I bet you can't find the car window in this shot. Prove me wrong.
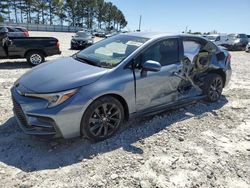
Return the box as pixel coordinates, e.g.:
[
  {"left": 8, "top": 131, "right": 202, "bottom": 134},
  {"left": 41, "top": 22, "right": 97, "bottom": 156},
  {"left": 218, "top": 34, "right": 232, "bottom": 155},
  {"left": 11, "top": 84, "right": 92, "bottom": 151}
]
[
  {"left": 137, "top": 38, "right": 179, "bottom": 67},
  {"left": 77, "top": 35, "right": 148, "bottom": 68},
  {"left": 7, "top": 27, "right": 15, "bottom": 32},
  {"left": 76, "top": 32, "right": 91, "bottom": 38},
  {"left": 0, "top": 27, "right": 8, "bottom": 33},
  {"left": 237, "top": 34, "right": 247, "bottom": 38},
  {"left": 12, "top": 28, "right": 22, "bottom": 32}
]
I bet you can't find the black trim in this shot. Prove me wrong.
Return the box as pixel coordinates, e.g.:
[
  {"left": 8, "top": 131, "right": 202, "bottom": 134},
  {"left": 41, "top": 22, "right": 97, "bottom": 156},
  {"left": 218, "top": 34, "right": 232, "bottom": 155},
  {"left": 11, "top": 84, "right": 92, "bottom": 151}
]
[{"left": 131, "top": 95, "right": 205, "bottom": 118}]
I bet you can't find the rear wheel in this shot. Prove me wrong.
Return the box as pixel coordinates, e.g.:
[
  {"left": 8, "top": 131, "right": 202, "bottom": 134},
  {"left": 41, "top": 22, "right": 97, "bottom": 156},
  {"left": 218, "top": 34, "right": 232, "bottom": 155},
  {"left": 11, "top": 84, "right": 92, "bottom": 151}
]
[
  {"left": 26, "top": 51, "right": 45, "bottom": 66},
  {"left": 81, "top": 96, "right": 124, "bottom": 142},
  {"left": 202, "top": 73, "right": 223, "bottom": 102}
]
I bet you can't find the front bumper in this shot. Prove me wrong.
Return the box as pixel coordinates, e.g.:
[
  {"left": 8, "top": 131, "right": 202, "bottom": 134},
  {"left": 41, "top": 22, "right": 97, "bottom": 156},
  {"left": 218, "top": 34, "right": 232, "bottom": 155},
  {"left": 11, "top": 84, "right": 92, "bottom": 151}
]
[
  {"left": 71, "top": 40, "right": 93, "bottom": 49},
  {"left": 246, "top": 45, "right": 250, "bottom": 52},
  {"left": 11, "top": 86, "right": 93, "bottom": 139}
]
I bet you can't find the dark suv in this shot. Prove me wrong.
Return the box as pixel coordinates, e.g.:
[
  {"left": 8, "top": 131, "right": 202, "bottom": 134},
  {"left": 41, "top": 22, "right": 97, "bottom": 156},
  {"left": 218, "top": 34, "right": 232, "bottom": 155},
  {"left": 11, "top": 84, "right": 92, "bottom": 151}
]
[{"left": 0, "top": 26, "right": 29, "bottom": 37}]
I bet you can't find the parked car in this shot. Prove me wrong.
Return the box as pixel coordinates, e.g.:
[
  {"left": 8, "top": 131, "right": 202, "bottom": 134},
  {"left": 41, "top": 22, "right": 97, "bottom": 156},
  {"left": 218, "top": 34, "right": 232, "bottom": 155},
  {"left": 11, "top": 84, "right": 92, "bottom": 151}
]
[
  {"left": 0, "top": 26, "right": 29, "bottom": 37},
  {"left": 71, "top": 31, "right": 94, "bottom": 49},
  {"left": 247, "top": 35, "right": 250, "bottom": 42},
  {"left": 93, "top": 29, "right": 106, "bottom": 38},
  {"left": 206, "top": 34, "right": 228, "bottom": 46},
  {"left": 105, "top": 31, "right": 118, "bottom": 38},
  {"left": 224, "top": 33, "right": 249, "bottom": 50},
  {"left": 0, "top": 30, "right": 61, "bottom": 65},
  {"left": 11, "top": 33, "right": 232, "bottom": 141},
  {"left": 246, "top": 42, "right": 250, "bottom": 52}
]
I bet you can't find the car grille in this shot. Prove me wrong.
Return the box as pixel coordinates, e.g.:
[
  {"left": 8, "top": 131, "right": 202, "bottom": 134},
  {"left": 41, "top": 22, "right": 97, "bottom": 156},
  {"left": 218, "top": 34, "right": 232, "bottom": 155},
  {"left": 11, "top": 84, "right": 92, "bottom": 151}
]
[
  {"left": 77, "top": 41, "right": 86, "bottom": 45},
  {"left": 12, "top": 97, "right": 30, "bottom": 128}
]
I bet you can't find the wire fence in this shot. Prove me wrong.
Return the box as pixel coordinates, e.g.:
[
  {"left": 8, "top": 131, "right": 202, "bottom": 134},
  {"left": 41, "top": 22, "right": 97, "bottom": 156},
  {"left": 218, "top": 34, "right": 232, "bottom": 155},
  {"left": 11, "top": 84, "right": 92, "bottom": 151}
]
[{"left": 0, "top": 22, "right": 82, "bottom": 33}]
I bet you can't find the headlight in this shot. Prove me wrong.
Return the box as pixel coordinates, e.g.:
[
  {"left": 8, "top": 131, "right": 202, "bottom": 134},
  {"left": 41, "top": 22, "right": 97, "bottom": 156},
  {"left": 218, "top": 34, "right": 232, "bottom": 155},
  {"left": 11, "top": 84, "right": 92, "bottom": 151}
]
[
  {"left": 71, "top": 39, "right": 76, "bottom": 43},
  {"left": 88, "top": 39, "right": 93, "bottom": 43},
  {"left": 25, "top": 88, "right": 78, "bottom": 108},
  {"left": 234, "top": 39, "right": 240, "bottom": 43}
]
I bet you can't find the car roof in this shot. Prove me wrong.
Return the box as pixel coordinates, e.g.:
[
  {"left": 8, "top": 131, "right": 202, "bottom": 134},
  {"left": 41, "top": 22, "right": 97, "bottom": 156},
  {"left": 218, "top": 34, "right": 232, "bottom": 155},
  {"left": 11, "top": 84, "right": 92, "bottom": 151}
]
[{"left": 123, "top": 32, "right": 204, "bottom": 40}]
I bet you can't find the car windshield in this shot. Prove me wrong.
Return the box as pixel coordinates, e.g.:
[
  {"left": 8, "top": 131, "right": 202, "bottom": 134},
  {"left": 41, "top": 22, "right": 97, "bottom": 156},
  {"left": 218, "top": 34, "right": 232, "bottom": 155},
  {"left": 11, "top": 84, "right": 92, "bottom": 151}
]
[
  {"left": 75, "top": 32, "right": 91, "bottom": 38},
  {"left": 76, "top": 34, "right": 148, "bottom": 68},
  {"left": 207, "top": 35, "right": 218, "bottom": 41}
]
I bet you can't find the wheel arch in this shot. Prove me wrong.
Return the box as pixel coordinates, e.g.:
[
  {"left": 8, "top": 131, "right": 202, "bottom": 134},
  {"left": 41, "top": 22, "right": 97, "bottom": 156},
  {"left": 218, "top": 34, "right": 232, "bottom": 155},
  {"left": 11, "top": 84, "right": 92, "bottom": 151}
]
[
  {"left": 207, "top": 69, "right": 226, "bottom": 87},
  {"left": 24, "top": 49, "right": 46, "bottom": 58},
  {"left": 90, "top": 93, "right": 130, "bottom": 121}
]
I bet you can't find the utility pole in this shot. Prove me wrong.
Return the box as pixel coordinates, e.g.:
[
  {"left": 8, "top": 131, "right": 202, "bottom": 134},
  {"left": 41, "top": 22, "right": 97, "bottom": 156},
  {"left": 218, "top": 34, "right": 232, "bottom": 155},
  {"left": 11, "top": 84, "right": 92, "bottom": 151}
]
[{"left": 138, "top": 15, "right": 142, "bottom": 32}]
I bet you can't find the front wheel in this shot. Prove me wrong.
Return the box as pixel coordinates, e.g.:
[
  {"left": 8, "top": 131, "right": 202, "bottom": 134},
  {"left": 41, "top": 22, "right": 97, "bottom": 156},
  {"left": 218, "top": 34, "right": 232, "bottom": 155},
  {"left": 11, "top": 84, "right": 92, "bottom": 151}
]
[
  {"left": 81, "top": 96, "right": 124, "bottom": 142},
  {"left": 26, "top": 51, "right": 45, "bottom": 66},
  {"left": 202, "top": 73, "right": 224, "bottom": 102}
]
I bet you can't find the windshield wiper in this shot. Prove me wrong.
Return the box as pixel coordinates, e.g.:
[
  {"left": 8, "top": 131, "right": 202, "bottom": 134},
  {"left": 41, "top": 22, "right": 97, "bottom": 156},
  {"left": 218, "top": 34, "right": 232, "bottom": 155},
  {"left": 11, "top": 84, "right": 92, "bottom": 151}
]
[
  {"left": 75, "top": 55, "right": 101, "bottom": 67},
  {"left": 99, "top": 62, "right": 114, "bottom": 69}
]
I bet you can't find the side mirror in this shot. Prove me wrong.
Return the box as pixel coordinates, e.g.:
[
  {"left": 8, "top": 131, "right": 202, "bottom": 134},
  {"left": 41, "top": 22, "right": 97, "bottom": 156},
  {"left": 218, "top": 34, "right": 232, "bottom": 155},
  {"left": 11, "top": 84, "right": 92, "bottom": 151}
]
[{"left": 141, "top": 60, "right": 161, "bottom": 72}]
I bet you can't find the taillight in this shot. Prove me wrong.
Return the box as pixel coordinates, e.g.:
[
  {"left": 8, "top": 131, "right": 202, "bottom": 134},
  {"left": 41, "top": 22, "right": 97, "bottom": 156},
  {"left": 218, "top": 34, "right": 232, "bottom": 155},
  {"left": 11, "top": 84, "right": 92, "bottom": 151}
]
[
  {"left": 56, "top": 42, "right": 60, "bottom": 49},
  {"left": 23, "top": 32, "right": 29, "bottom": 37},
  {"left": 227, "top": 53, "right": 231, "bottom": 62}
]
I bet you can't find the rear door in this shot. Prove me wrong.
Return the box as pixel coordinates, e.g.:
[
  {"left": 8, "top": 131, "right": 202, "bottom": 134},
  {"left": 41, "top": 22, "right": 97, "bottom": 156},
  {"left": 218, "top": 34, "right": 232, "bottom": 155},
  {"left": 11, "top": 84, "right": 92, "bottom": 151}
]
[{"left": 134, "top": 37, "right": 183, "bottom": 111}]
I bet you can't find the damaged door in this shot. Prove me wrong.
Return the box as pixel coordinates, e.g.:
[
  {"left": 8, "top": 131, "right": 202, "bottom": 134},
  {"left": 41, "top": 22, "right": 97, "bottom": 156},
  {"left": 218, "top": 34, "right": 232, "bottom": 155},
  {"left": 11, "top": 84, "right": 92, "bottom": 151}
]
[
  {"left": 176, "top": 37, "right": 215, "bottom": 100},
  {"left": 134, "top": 38, "right": 183, "bottom": 111}
]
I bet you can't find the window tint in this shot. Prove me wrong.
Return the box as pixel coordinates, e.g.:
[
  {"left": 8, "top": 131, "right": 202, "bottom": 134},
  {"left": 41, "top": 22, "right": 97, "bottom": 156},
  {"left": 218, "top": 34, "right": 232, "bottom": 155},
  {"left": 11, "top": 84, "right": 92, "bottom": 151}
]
[{"left": 137, "top": 38, "right": 179, "bottom": 66}]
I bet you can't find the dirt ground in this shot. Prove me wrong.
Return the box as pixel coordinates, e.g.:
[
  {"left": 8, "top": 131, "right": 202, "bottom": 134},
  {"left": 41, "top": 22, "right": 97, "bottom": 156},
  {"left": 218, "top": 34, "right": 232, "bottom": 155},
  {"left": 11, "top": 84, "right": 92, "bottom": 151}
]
[{"left": 0, "top": 32, "right": 250, "bottom": 188}]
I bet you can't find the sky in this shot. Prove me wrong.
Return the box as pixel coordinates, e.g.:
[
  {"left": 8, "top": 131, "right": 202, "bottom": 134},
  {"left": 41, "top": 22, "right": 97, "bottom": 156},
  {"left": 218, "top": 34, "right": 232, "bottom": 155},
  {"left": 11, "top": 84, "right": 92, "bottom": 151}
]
[{"left": 108, "top": 0, "right": 250, "bottom": 34}]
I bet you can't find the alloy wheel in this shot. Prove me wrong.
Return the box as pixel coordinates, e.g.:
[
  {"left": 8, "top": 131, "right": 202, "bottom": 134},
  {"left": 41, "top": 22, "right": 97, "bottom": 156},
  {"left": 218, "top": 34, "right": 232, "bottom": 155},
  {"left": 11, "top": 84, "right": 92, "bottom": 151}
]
[
  {"left": 88, "top": 103, "right": 122, "bottom": 138},
  {"left": 30, "top": 54, "right": 42, "bottom": 65},
  {"left": 209, "top": 77, "right": 223, "bottom": 101}
]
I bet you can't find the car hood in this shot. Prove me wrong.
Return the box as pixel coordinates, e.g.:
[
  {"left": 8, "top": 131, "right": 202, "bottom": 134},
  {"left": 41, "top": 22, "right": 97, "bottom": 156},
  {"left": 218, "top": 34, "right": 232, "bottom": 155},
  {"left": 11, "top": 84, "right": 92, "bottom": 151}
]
[
  {"left": 18, "top": 57, "right": 109, "bottom": 93},
  {"left": 72, "top": 36, "right": 91, "bottom": 41}
]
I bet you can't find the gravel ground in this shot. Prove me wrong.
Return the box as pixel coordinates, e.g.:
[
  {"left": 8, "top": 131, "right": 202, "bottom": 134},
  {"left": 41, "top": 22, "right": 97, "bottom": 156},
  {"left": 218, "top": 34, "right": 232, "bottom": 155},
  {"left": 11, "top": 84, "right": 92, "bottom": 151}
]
[{"left": 0, "top": 32, "right": 250, "bottom": 188}]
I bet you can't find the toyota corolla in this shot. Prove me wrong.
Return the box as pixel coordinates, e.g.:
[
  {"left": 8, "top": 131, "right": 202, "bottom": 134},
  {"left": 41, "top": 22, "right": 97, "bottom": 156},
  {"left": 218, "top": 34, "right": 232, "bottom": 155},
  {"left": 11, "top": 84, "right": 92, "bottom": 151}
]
[{"left": 11, "top": 32, "right": 232, "bottom": 141}]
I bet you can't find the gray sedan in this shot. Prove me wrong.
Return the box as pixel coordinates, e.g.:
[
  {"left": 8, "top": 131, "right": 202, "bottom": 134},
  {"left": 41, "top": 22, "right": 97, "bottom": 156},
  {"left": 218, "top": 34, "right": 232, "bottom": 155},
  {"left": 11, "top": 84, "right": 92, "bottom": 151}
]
[
  {"left": 246, "top": 42, "right": 250, "bottom": 52},
  {"left": 11, "top": 32, "right": 232, "bottom": 141}
]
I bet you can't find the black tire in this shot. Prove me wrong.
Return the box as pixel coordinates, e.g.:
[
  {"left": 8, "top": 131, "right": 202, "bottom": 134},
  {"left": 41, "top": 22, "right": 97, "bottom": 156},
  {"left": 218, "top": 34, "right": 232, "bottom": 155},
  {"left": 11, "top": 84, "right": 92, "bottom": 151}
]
[
  {"left": 81, "top": 96, "right": 124, "bottom": 142},
  {"left": 26, "top": 51, "right": 45, "bottom": 66},
  {"left": 202, "top": 73, "right": 223, "bottom": 102}
]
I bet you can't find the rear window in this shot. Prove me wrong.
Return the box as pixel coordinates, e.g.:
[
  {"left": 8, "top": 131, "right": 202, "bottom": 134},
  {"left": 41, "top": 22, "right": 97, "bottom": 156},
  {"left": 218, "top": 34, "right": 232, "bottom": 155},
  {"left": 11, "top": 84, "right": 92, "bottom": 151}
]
[{"left": 15, "top": 28, "right": 27, "bottom": 32}]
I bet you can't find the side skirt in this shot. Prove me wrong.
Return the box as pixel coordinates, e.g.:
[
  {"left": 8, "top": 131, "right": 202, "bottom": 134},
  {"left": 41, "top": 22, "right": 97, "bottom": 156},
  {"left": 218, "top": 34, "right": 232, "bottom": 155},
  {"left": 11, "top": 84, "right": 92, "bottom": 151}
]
[{"left": 130, "top": 95, "right": 206, "bottom": 118}]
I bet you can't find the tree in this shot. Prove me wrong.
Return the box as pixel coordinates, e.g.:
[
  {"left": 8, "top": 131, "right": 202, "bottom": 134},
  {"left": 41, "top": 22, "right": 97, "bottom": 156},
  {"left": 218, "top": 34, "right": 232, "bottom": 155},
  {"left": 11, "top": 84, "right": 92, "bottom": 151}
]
[
  {"left": 11, "top": 0, "right": 18, "bottom": 23},
  {"left": 0, "top": 0, "right": 10, "bottom": 22},
  {"left": 0, "top": 0, "right": 128, "bottom": 30},
  {"left": 95, "top": 0, "right": 106, "bottom": 29},
  {"left": 53, "top": 0, "right": 66, "bottom": 26},
  {"left": 65, "top": 0, "right": 78, "bottom": 26}
]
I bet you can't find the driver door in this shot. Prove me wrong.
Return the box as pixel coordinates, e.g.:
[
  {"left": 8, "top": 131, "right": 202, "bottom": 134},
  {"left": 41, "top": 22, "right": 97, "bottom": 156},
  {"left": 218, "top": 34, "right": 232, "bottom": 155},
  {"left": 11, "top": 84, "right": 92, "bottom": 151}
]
[{"left": 134, "top": 38, "right": 183, "bottom": 111}]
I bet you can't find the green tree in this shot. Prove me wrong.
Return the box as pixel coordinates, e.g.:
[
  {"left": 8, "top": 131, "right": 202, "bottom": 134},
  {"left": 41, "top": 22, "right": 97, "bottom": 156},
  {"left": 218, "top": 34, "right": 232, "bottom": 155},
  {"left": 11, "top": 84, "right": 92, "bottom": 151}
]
[
  {"left": 65, "top": 0, "right": 78, "bottom": 26},
  {"left": 53, "top": 0, "right": 66, "bottom": 26},
  {"left": 95, "top": 0, "right": 106, "bottom": 29},
  {"left": 0, "top": 0, "right": 10, "bottom": 22}
]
